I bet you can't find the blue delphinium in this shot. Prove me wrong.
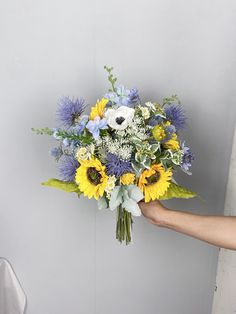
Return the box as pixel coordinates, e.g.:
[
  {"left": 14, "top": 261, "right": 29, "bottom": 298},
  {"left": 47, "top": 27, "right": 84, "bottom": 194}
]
[
  {"left": 86, "top": 117, "right": 108, "bottom": 139},
  {"left": 164, "top": 103, "right": 186, "bottom": 131},
  {"left": 58, "top": 155, "right": 79, "bottom": 182},
  {"left": 105, "top": 85, "right": 140, "bottom": 107},
  {"left": 73, "top": 115, "right": 89, "bottom": 135},
  {"left": 106, "top": 153, "right": 133, "bottom": 177},
  {"left": 181, "top": 142, "right": 194, "bottom": 174},
  {"left": 57, "top": 96, "right": 86, "bottom": 128}
]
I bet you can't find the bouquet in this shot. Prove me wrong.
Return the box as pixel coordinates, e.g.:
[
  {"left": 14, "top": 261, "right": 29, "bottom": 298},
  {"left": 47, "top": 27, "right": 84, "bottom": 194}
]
[{"left": 33, "top": 66, "right": 196, "bottom": 244}]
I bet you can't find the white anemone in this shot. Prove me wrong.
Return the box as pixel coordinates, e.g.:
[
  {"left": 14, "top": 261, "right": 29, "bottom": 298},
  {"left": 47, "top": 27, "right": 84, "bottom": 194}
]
[{"left": 105, "top": 106, "right": 135, "bottom": 130}]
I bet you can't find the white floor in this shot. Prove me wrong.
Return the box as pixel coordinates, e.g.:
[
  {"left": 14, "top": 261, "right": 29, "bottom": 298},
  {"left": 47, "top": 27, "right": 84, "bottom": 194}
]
[{"left": 212, "top": 125, "right": 236, "bottom": 314}]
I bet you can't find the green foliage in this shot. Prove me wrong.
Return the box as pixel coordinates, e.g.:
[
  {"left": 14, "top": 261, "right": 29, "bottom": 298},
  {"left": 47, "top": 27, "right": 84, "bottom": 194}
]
[
  {"left": 104, "top": 65, "right": 117, "bottom": 92},
  {"left": 31, "top": 127, "right": 53, "bottom": 135},
  {"left": 133, "top": 137, "right": 160, "bottom": 170},
  {"left": 162, "top": 94, "right": 181, "bottom": 106},
  {"left": 55, "top": 129, "right": 93, "bottom": 145},
  {"left": 42, "top": 178, "right": 82, "bottom": 196},
  {"left": 159, "top": 182, "right": 196, "bottom": 200}
]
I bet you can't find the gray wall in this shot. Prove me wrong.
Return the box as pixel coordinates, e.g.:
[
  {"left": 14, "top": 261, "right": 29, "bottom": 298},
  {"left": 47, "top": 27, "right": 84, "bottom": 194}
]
[{"left": 0, "top": 0, "right": 236, "bottom": 313}]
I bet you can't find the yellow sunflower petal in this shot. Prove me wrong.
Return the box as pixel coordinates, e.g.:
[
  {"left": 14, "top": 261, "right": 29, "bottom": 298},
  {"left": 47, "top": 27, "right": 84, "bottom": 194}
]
[
  {"left": 75, "top": 158, "right": 108, "bottom": 200},
  {"left": 89, "top": 98, "right": 108, "bottom": 120},
  {"left": 138, "top": 163, "right": 172, "bottom": 202}
]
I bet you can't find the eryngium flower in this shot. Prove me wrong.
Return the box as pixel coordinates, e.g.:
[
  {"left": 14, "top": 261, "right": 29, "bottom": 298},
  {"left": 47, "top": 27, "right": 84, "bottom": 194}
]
[
  {"left": 105, "top": 153, "right": 133, "bottom": 177},
  {"left": 164, "top": 103, "right": 186, "bottom": 131},
  {"left": 50, "top": 146, "right": 63, "bottom": 161},
  {"left": 57, "top": 97, "right": 86, "bottom": 128},
  {"left": 59, "top": 155, "right": 79, "bottom": 181}
]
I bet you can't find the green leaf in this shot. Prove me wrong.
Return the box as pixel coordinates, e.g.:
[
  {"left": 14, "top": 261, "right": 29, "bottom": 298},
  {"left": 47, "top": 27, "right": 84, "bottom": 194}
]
[
  {"left": 42, "top": 178, "right": 82, "bottom": 196},
  {"left": 159, "top": 182, "right": 197, "bottom": 200},
  {"left": 31, "top": 127, "right": 53, "bottom": 135}
]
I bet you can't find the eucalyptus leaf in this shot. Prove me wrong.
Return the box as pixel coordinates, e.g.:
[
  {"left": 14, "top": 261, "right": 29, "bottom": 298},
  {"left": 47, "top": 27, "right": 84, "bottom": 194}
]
[{"left": 98, "top": 196, "right": 108, "bottom": 210}]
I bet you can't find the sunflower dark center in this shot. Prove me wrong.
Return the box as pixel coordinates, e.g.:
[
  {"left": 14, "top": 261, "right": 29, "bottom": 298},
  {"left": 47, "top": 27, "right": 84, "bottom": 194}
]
[
  {"left": 87, "top": 167, "right": 102, "bottom": 185},
  {"left": 115, "top": 117, "right": 125, "bottom": 125},
  {"left": 146, "top": 171, "right": 160, "bottom": 185}
]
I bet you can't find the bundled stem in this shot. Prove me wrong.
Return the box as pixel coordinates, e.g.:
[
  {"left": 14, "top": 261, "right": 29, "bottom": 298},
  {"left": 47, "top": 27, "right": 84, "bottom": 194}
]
[{"left": 116, "top": 205, "right": 133, "bottom": 245}]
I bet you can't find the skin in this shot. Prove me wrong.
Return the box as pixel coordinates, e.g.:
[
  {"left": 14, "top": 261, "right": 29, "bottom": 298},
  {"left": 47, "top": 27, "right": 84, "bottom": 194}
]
[{"left": 139, "top": 200, "right": 236, "bottom": 250}]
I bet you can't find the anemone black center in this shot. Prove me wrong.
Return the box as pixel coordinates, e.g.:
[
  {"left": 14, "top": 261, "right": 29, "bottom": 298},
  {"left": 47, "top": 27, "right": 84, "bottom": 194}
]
[
  {"left": 146, "top": 171, "right": 160, "bottom": 185},
  {"left": 115, "top": 116, "right": 125, "bottom": 125},
  {"left": 87, "top": 167, "right": 102, "bottom": 185}
]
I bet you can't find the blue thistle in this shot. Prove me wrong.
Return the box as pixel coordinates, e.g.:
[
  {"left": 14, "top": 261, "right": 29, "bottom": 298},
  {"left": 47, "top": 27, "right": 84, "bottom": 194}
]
[
  {"left": 105, "top": 153, "right": 133, "bottom": 177},
  {"left": 57, "top": 96, "right": 86, "bottom": 128},
  {"left": 50, "top": 147, "right": 63, "bottom": 161},
  {"left": 58, "top": 155, "right": 79, "bottom": 181},
  {"left": 164, "top": 103, "right": 186, "bottom": 131}
]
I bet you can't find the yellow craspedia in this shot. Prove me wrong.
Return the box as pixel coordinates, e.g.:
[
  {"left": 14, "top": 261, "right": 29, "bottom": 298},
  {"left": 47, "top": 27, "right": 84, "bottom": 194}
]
[
  {"left": 164, "top": 120, "right": 171, "bottom": 127},
  {"left": 89, "top": 98, "right": 108, "bottom": 120},
  {"left": 138, "top": 163, "right": 172, "bottom": 202},
  {"left": 75, "top": 158, "right": 108, "bottom": 200},
  {"left": 164, "top": 133, "right": 180, "bottom": 151},
  {"left": 120, "top": 173, "right": 135, "bottom": 185},
  {"left": 152, "top": 125, "right": 166, "bottom": 141}
]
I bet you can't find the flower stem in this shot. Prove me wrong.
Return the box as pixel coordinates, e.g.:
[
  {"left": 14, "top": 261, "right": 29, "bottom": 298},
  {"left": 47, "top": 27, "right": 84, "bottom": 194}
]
[{"left": 116, "top": 206, "right": 133, "bottom": 245}]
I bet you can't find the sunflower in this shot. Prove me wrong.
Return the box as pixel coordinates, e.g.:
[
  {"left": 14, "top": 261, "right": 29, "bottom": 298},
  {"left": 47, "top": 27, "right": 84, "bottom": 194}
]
[
  {"left": 138, "top": 164, "right": 172, "bottom": 202},
  {"left": 163, "top": 133, "right": 180, "bottom": 151},
  {"left": 90, "top": 98, "right": 108, "bottom": 120},
  {"left": 75, "top": 158, "right": 108, "bottom": 200}
]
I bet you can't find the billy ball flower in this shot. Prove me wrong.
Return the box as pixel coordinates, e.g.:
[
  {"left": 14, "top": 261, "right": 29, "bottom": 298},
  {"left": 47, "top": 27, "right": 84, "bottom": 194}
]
[
  {"left": 152, "top": 125, "right": 166, "bottom": 141},
  {"left": 105, "top": 106, "right": 135, "bottom": 130},
  {"left": 163, "top": 134, "right": 180, "bottom": 151},
  {"left": 57, "top": 97, "right": 86, "bottom": 128},
  {"left": 120, "top": 173, "right": 136, "bottom": 185}
]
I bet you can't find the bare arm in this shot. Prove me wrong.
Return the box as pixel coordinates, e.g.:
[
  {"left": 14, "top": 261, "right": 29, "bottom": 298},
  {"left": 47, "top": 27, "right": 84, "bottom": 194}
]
[{"left": 139, "top": 201, "right": 236, "bottom": 250}]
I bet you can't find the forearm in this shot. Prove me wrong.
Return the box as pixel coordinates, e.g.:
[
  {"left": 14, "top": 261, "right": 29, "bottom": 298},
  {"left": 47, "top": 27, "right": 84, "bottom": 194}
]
[{"left": 159, "top": 209, "right": 236, "bottom": 250}]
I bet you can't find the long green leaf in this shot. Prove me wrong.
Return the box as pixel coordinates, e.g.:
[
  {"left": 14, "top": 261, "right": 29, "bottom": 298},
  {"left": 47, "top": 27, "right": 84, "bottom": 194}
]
[
  {"left": 159, "top": 182, "right": 196, "bottom": 200},
  {"left": 42, "top": 178, "right": 82, "bottom": 196}
]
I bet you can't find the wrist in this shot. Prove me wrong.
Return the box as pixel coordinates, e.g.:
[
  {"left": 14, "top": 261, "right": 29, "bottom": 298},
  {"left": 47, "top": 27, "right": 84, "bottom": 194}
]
[{"left": 153, "top": 206, "right": 173, "bottom": 227}]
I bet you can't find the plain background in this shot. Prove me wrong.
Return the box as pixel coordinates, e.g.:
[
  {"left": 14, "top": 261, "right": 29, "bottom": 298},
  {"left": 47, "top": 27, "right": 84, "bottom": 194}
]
[{"left": 0, "top": 0, "right": 236, "bottom": 313}]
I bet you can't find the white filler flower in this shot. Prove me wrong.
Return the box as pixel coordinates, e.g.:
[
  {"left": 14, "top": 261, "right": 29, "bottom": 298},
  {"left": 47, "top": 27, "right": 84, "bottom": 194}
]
[{"left": 105, "top": 106, "right": 135, "bottom": 130}]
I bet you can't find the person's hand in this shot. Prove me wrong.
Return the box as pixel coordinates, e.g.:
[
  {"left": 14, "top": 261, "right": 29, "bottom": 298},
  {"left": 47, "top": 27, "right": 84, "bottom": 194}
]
[{"left": 138, "top": 200, "right": 169, "bottom": 226}]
